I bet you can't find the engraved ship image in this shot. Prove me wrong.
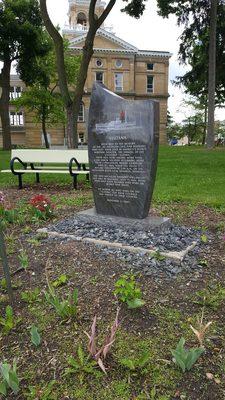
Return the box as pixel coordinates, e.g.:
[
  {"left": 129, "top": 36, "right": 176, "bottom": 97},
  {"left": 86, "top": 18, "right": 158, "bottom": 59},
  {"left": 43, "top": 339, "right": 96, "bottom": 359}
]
[
  {"left": 95, "top": 110, "right": 142, "bottom": 134},
  {"left": 95, "top": 119, "right": 138, "bottom": 134}
]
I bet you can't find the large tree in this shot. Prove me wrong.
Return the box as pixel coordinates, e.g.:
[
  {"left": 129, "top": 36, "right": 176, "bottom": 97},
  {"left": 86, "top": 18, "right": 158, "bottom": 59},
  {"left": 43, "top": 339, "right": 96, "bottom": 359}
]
[
  {"left": 13, "top": 39, "right": 80, "bottom": 148},
  {"left": 0, "top": 0, "right": 50, "bottom": 150},
  {"left": 39, "top": 0, "right": 146, "bottom": 148},
  {"left": 156, "top": 0, "right": 225, "bottom": 148}
]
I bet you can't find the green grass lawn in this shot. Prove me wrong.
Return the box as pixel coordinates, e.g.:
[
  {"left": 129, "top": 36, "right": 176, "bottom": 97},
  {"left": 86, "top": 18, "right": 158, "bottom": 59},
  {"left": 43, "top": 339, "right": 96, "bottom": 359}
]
[{"left": 0, "top": 146, "right": 224, "bottom": 207}]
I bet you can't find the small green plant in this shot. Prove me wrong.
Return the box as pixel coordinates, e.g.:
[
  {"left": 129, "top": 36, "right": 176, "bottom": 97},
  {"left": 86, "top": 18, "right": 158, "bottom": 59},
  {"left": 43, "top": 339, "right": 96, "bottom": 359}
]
[
  {"left": 171, "top": 337, "right": 204, "bottom": 372},
  {"left": 52, "top": 274, "right": 68, "bottom": 288},
  {"left": 114, "top": 274, "right": 145, "bottom": 309},
  {"left": 0, "top": 306, "right": 20, "bottom": 335},
  {"left": 65, "top": 345, "right": 101, "bottom": 384},
  {"left": 194, "top": 284, "right": 225, "bottom": 310},
  {"left": 201, "top": 234, "right": 208, "bottom": 243},
  {"left": 18, "top": 249, "right": 29, "bottom": 270},
  {"left": 198, "top": 259, "right": 208, "bottom": 267},
  {"left": 152, "top": 250, "right": 166, "bottom": 261},
  {"left": 0, "top": 279, "right": 20, "bottom": 294},
  {"left": 26, "top": 380, "right": 56, "bottom": 400},
  {"left": 30, "top": 325, "right": 41, "bottom": 347},
  {"left": 27, "top": 238, "right": 40, "bottom": 247},
  {"left": 22, "top": 226, "right": 32, "bottom": 234},
  {"left": 0, "top": 361, "right": 20, "bottom": 396},
  {"left": 21, "top": 288, "right": 40, "bottom": 304},
  {"left": 45, "top": 286, "right": 78, "bottom": 320},
  {"left": 120, "top": 350, "right": 150, "bottom": 373}
]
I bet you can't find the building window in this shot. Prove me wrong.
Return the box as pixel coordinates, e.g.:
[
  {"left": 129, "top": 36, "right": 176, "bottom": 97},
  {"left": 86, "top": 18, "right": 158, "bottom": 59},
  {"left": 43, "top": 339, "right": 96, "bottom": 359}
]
[
  {"left": 10, "top": 111, "right": 24, "bottom": 126},
  {"left": 114, "top": 73, "right": 123, "bottom": 91},
  {"left": 115, "top": 59, "right": 122, "bottom": 68},
  {"left": 96, "top": 59, "right": 103, "bottom": 67},
  {"left": 78, "top": 103, "right": 84, "bottom": 122},
  {"left": 147, "top": 76, "right": 154, "bottom": 93},
  {"left": 10, "top": 86, "right": 22, "bottom": 100},
  {"left": 78, "top": 133, "right": 84, "bottom": 143},
  {"left": 95, "top": 71, "right": 104, "bottom": 84},
  {"left": 147, "top": 63, "right": 154, "bottom": 71}
]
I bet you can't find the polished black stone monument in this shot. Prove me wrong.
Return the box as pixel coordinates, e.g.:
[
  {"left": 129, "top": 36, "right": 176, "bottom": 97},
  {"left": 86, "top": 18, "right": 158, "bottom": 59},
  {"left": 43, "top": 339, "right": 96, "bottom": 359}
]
[{"left": 88, "top": 83, "right": 159, "bottom": 219}]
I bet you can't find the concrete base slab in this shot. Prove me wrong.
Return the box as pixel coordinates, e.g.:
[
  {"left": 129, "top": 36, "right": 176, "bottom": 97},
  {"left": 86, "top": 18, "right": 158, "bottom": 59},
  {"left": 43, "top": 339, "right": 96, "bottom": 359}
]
[
  {"left": 77, "top": 208, "right": 171, "bottom": 232},
  {"left": 37, "top": 228, "right": 197, "bottom": 263}
]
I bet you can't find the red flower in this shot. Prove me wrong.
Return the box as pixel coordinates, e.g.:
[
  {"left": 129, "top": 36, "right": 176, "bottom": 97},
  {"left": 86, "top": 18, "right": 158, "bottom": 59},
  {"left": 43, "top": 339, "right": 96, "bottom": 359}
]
[{"left": 29, "top": 194, "right": 54, "bottom": 213}]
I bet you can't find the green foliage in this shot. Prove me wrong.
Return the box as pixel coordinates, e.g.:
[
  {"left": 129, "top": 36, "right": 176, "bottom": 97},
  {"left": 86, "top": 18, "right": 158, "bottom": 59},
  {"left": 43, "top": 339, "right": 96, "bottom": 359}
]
[
  {"left": 201, "top": 234, "right": 208, "bottom": 243},
  {"left": 45, "top": 286, "right": 78, "bottom": 320},
  {"left": 30, "top": 325, "right": 41, "bottom": 347},
  {"left": 0, "top": 208, "right": 17, "bottom": 225},
  {"left": 153, "top": 251, "right": 166, "bottom": 261},
  {"left": 52, "top": 274, "right": 68, "bottom": 288},
  {"left": 120, "top": 350, "right": 150, "bottom": 373},
  {"left": 171, "top": 337, "right": 204, "bottom": 372},
  {"left": 114, "top": 274, "right": 145, "bottom": 309},
  {"left": 12, "top": 39, "right": 81, "bottom": 145},
  {"left": 65, "top": 345, "right": 101, "bottom": 384},
  {"left": 26, "top": 380, "right": 56, "bottom": 400},
  {"left": 18, "top": 248, "right": 29, "bottom": 270},
  {"left": 0, "top": 305, "right": 20, "bottom": 335},
  {"left": 21, "top": 288, "right": 41, "bottom": 304},
  {"left": 156, "top": 0, "right": 225, "bottom": 105},
  {"left": 0, "top": 360, "right": 19, "bottom": 396},
  {"left": 194, "top": 284, "right": 225, "bottom": 310}
]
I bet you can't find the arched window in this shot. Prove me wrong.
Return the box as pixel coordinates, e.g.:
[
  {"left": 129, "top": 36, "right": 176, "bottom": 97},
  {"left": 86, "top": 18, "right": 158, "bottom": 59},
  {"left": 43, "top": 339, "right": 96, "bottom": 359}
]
[
  {"left": 78, "top": 102, "right": 85, "bottom": 122},
  {"left": 77, "top": 12, "right": 87, "bottom": 26}
]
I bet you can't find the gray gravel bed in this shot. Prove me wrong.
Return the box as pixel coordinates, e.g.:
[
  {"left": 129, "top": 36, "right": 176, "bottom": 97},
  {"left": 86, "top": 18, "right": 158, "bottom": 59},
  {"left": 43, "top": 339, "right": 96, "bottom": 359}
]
[{"left": 47, "top": 216, "right": 202, "bottom": 252}]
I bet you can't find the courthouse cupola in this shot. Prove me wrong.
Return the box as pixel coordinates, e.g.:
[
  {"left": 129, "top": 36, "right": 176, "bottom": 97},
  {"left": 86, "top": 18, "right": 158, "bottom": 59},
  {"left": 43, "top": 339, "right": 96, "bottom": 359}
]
[{"left": 68, "top": 0, "right": 105, "bottom": 31}]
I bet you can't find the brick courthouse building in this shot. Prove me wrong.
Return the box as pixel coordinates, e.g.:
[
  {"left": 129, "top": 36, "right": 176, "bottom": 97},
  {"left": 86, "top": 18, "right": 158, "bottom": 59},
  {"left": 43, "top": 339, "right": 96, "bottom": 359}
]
[{"left": 0, "top": 0, "right": 171, "bottom": 148}]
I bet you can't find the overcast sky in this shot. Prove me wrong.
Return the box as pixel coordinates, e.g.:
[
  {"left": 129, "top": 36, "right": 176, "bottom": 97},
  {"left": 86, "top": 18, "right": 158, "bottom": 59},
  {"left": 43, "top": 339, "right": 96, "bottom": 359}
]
[{"left": 39, "top": 1, "right": 224, "bottom": 122}]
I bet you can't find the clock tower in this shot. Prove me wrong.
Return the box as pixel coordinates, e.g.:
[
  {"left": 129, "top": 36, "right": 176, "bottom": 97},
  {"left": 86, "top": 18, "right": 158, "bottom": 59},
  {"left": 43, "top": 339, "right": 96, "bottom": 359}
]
[{"left": 68, "top": 0, "right": 105, "bottom": 34}]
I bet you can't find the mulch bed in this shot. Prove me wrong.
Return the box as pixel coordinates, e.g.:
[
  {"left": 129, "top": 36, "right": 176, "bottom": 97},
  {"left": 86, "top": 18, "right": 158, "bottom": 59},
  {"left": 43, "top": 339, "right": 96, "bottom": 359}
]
[{"left": 0, "top": 185, "right": 225, "bottom": 399}]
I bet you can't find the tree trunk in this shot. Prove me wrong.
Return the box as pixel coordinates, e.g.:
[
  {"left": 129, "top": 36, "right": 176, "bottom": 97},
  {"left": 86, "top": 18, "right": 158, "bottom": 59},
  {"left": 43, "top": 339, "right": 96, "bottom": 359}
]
[
  {"left": 0, "top": 58, "right": 12, "bottom": 150},
  {"left": 72, "top": 26, "right": 97, "bottom": 146},
  {"left": 202, "top": 102, "right": 208, "bottom": 145},
  {"left": 206, "top": 0, "right": 217, "bottom": 149},
  {"left": 40, "top": 0, "right": 116, "bottom": 149},
  {"left": 41, "top": 105, "right": 50, "bottom": 149},
  {"left": 66, "top": 103, "right": 77, "bottom": 148}
]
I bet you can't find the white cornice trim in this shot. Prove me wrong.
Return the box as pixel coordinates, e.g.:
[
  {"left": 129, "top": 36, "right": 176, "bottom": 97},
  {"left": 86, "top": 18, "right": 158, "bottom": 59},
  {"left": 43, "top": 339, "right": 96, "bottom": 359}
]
[
  {"left": 68, "top": 28, "right": 138, "bottom": 51},
  {"left": 70, "top": 46, "right": 172, "bottom": 58}
]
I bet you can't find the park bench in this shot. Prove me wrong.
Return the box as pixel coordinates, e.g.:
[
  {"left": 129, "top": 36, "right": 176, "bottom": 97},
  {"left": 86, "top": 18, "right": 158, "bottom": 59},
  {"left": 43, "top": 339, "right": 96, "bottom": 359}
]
[{"left": 0, "top": 149, "right": 89, "bottom": 189}]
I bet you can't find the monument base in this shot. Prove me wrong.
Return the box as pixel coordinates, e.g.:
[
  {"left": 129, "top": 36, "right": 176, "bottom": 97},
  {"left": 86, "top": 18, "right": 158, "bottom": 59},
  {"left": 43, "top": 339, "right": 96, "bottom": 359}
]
[{"left": 77, "top": 208, "right": 170, "bottom": 232}]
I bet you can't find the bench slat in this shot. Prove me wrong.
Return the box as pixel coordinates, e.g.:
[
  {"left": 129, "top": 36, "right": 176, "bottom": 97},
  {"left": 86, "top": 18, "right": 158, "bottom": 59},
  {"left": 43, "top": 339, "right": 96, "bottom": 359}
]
[
  {"left": 1, "top": 169, "right": 89, "bottom": 174},
  {"left": 11, "top": 149, "right": 89, "bottom": 164}
]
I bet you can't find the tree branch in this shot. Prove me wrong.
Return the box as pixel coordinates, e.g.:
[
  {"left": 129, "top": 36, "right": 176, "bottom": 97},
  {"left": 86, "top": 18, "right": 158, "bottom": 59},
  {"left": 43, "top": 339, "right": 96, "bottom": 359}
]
[
  {"left": 39, "top": 0, "right": 72, "bottom": 107},
  {"left": 89, "top": 0, "right": 98, "bottom": 25},
  {"left": 98, "top": 0, "right": 117, "bottom": 27}
]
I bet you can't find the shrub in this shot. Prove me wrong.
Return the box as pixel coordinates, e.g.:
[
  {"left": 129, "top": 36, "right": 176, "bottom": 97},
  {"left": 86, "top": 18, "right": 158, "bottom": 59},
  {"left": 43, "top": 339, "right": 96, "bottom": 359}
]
[{"left": 114, "top": 274, "right": 145, "bottom": 309}]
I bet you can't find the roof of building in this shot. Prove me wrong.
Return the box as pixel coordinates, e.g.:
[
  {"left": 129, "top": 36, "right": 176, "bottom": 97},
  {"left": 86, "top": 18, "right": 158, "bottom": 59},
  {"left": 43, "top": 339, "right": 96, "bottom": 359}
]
[{"left": 66, "top": 28, "right": 172, "bottom": 58}]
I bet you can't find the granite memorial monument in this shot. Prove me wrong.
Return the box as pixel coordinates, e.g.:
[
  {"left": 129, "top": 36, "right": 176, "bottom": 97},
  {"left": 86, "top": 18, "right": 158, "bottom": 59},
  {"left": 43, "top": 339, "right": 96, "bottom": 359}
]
[{"left": 88, "top": 83, "right": 159, "bottom": 219}]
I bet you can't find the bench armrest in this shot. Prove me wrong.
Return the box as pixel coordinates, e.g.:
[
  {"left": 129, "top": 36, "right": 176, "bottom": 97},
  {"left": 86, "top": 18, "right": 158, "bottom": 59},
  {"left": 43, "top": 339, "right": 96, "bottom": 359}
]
[
  {"left": 69, "top": 157, "right": 81, "bottom": 176},
  {"left": 10, "top": 157, "right": 27, "bottom": 175}
]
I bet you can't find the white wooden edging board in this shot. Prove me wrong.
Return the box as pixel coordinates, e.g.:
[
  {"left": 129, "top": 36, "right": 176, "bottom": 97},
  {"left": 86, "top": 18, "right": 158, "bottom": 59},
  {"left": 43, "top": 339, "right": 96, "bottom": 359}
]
[{"left": 11, "top": 149, "right": 89, "bottom": 164}]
